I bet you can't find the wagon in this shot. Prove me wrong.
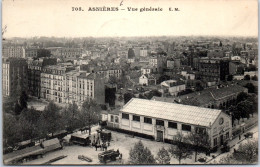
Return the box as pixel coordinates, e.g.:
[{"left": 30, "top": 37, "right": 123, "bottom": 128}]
[
  {"left": 70, "top": 134, "right": 91, "bottom": 146},
  {"left": 98, "top": 149, "right": 121, "bottom": 163}
]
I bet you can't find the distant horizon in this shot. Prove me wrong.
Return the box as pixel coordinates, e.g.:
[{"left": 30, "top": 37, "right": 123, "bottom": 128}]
[{"left": 3, "top": 34, "right": 259, "bottom": 40}]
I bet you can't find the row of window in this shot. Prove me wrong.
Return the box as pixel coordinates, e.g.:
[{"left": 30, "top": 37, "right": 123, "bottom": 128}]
[{"left": 122, "top": 113, "right": 192, "bottom": 131}]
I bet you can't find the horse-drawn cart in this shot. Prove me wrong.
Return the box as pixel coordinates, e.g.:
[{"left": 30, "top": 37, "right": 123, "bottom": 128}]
[{"left": 98, "top": 149, "right": 122, "bottom": 163}]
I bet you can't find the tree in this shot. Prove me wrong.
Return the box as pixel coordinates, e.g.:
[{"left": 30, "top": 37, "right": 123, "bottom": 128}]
[
  {"left": 186, "top": 130, "right": 210, "bottom": 162},
  {"left": 129, "top": 140, "right": 156, "bottom": 164},
  {"left": 80, "top": 100, "right": 101, "bottom": 135},
  {"left": 237, "top": 100, "right": 253, "bottom": 120},
  {"left": 156, "top": 147, "right": 171, "bottom": 164},
  {"left": 236, "top": 92, "right": 249, "bottom": 104},
  {"left": 244, "top": 83, "right": 257, "bottom": 94},
  {"left": 227, "top": 75, "right": 233, "bottom": 81},
  {"left": 108, "top": 76, "right": 118, "bottom": 85},
  {"left": 38, "top": 101, "right": 62, "bottom": 138},
  {"left": 227, "top": 105, "right": 237, "bottom": 126},
  {"left": 128, "top": 48, "right": 135, "bottom": 59},
  {"left": 19, "top": 91, "right": 29, "bottom": 110},
  {"left": 36, "top": 49, "right": 51, "bottom": 58},
  {"left": 195, "top": 81, "right": 204, "bottom": 91},
  {"left": 19, "top": 107, "right": 42, "bottom": 141},
  {"left": 61, "top": 102, "right": 81, "bottom": 132},
  {"left": 124, "top": 92, "right": 134, "bottom": 104},
  {"left": 168, "top": 132, "right": 192, "bottom": 164},
  {"left": 3, "top": 113, "right": 21, "bottom": 147},
  {"left": 251, "top": 75, "right": 258, "bottom": 81},
  {"left": 244, "top": 75, "right": 250, "bottom": 80},
  {"left": 14, "top": 102, "right": 22, "bottom": 115},
  {"left": 233, "top": 140, "right": 258, "bottom": 164}
]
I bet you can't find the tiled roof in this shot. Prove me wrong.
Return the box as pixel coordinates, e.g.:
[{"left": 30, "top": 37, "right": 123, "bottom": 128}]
[
  {"left": 180, "top": 85, "right": 247, "bottom": 106},
  {"left": 121, "top": 98, "right": 221, "bottom": 127}
]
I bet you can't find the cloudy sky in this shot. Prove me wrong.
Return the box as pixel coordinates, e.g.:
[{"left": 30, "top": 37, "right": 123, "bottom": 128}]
[{"left": 2, "top": 0, "right": 258, "bottom": 38}]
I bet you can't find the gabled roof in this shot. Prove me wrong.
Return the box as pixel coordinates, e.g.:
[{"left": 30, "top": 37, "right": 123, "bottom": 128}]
[{"left": 121, "top": 98, "right": 222, "bottom": 127}]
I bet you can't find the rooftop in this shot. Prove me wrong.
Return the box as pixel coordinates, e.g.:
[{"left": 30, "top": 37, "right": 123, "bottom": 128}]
[{"left": 121, "top": 98, "right": 222, "bottom": 127}]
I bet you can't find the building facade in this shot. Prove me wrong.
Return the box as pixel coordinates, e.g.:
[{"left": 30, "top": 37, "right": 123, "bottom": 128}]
[
  {"left": 198, "top": 58, "right": 230, "bottom": 82},
  {"left": 103, "top": 98, "right": 232, "bottom": 149},
  {"left": 2, "top": 46, "right": 25, "bottom": 58},
  {"left": 28, "top": 58, "right": 57, "bottom": 98},
  {"left": 2, "top": 58, "right": 28, "bottom": 97}
]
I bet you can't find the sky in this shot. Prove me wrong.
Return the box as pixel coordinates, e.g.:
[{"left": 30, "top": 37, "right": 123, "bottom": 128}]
[{"left": 2, "top": 0, "right": 258, "bottom": 38}]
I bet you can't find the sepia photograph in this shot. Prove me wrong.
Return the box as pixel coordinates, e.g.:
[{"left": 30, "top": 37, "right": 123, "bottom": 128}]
[{"left": 2, "top": 0, "right": 258, "bottom": 165}]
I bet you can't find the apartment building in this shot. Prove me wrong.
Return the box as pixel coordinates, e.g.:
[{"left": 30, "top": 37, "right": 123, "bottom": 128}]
[{"left": 2, "top": 58, "right": 28, "bottom": 97}]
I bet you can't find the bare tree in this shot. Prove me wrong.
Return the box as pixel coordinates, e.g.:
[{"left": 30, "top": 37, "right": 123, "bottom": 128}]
[{"left": 168, "top": 132, "right": 192, "bottom": 164}]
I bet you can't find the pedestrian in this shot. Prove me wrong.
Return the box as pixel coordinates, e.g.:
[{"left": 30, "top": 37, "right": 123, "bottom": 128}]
[{"left": 239, "top": 134, "right": 241, "bottom": 140}]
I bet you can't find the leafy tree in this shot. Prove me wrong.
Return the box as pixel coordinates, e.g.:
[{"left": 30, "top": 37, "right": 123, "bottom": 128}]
[
  {"left": 38, "top": 101, "right": 62, "bottom": 138},
  {"left": 14, "top": 102, "right": 23, "bottom": 115},
  {"left": 129, "top": 140, "right": 156, "bottom": 164},
  {"left": 61, "top": 102, "right": 81, "bottom": 132},
  {"left": 233, "top": 140, "right": 258, "bottom": 164},
  {"left": 251, "top": 75, "right": 258, "bottom": 81},
  {"left": 244, "top": 75, "right": 251, "bottom": 80},
  {"left": 227, "top": 105, "right": 237, "bottom": 126},
  {"left": 168, "top": 132, "right": 192, "bottom": 164},
  {"left": 244, "top": 83, "right": 257, "bottom": 94},
  {"left": 3, "top": 113, "right": 21, "bottom": 147},
  {"left": 195, "top": 81, "right": 204, "bottom": 91},
  {"left": 18, "top": 107, "right": 42, "bottom": 141},
  {"left": 19, "top": 91, "right": 29, "bottom": 110},
  {"left": 108, "top": 76, "right": 118, "bottom": 85},
  {"left": 80, "top": 100, "right": 101, "bottom": 135},
  {"left": 227, "top": 75, "right": 233, "bottom": 81},
  {"left": 156, "top": 147, "right": 171, "bottom": 164},
  {"left": 124, "top": 92, "right": 134, "bottom": 104},
  {"left": 36, "top": 49, "right": 51, "bottom": 58},
  {"left": 236, "top": 92, "right": 249, "bottom": 104},
  {"left": 187, "top": 130, "right": 210, "bottom": 162},
  {"left": 247, "top": 94, "right": 258, "bottom": 116},
  {"left": 128, "top": 48, "right": 135, "bottom": 59},
  {"left": 237, "top": 100, "right": 253, "bottom": 120}
]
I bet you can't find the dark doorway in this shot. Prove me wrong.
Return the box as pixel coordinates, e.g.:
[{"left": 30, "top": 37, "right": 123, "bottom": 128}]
[
  {"left": 157, "top": 130, "right": 163, "bottom": 142},
  {"left": 220, "top": 135, "right": 224, "bottom": 145}
]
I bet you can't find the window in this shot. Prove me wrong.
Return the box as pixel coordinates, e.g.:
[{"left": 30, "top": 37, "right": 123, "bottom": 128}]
[
  {"left": 156, "top": 119, "right": 164, "bottom": 126},
  {"left": 122, "top": 113, "right": 129, "bottom": 120},
  {"left": 133, "top": 115, "right": 140, "bottom": 122},
  {"left": 110, "top": 115, "right": 114, "bottom": 122},
  {"left": 226, "top": 132, "right": 229, "bottom": 140},
  {"left": 115, "top": 116, "right": 119, "bottom": 123},
  {"left": 144, "top": 117, "right": 152, "bottom": 124},
  {"left": 182, "top": 124, "right": 191, "bottom": 132},
  {"left": 195, "top": 127, "right": 206, "bottom": 134},
  {"left": 168, "top": 122, "right": 177, "bottom": 129},
  {"left": 214, "top": 138, "right": 218, "bottom": 146}
]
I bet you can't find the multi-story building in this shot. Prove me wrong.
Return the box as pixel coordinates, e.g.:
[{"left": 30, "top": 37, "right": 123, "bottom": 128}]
[
  {"left": 149, "top": 55, "right": 167, "bottom": 73},
  {"left": 140, "top": 49, "right": 148, "bottom": 57},
  {"left": 77, "top": 73, "right": 105, "bottom": 105},
  {"left": 46, "top": 47, "right": 82, "bottom": 60},
  {"left": 198, "top": 58, "right": 230, "bottom": 82},
  {"left": 2, "top": 58, "right": 28, "bottom": 97},
  {"left": 25, "top": 48, "right": 38, "bottom": 58},
  {"left": 2, "top": 46, "right": 25, "bottom": 58},
  {"left": 28, "top": 58, "right": 57, "bottom": 98},
  {"left": 41, "top": 65, "right": 75, "bottom": 103}
]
